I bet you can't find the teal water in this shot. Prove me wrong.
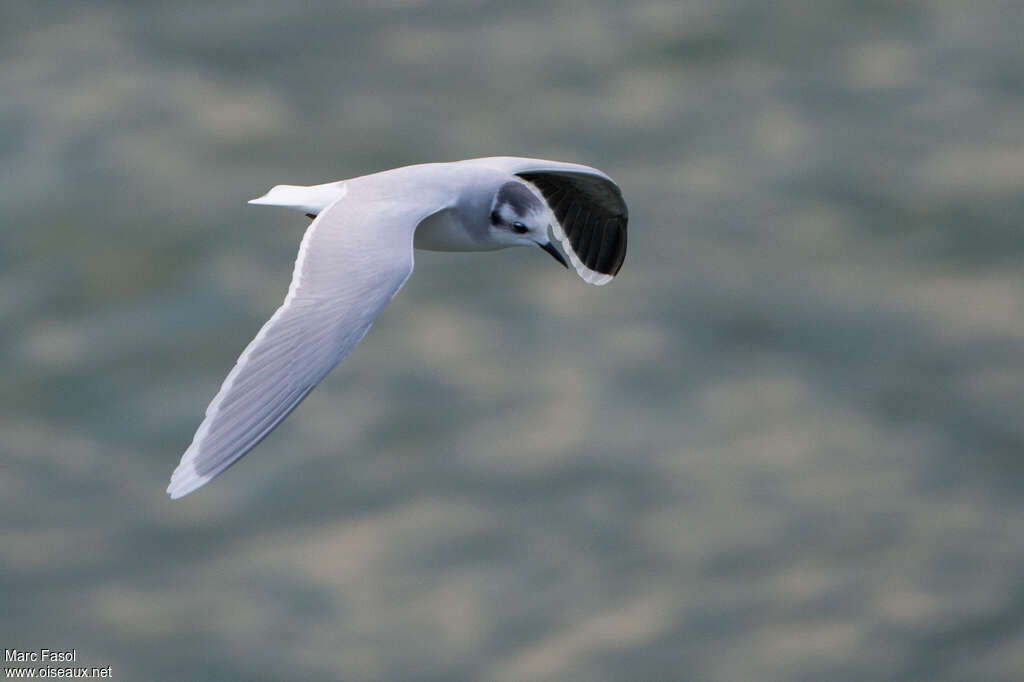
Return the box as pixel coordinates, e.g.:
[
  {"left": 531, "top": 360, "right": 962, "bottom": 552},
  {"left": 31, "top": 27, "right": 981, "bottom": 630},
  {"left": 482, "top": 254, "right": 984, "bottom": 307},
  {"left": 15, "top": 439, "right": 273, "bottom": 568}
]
[{"left": 4, "top": 2, "right": 1024, "bottom": 680}]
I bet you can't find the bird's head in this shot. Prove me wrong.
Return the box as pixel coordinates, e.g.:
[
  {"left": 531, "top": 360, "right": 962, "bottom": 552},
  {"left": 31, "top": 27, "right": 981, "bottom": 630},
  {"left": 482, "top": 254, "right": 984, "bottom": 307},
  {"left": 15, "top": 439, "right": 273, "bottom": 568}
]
[{"left": 487, "top": 181, "right": 568, "bottom": 268}]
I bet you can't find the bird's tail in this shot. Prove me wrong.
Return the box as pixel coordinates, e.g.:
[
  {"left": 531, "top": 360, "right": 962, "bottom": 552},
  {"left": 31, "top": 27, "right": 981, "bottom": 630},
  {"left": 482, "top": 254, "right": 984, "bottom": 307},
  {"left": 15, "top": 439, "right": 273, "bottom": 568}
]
[{"left": 248, "top": 181, "right": 346, "bottom": 217}]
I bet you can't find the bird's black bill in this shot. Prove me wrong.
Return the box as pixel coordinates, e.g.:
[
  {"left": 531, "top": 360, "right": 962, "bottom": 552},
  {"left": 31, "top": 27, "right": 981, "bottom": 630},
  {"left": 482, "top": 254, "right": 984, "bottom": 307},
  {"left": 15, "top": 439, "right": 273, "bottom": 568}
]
[{"left": 539, "top": 241, "right": 568, "bottom": 269}]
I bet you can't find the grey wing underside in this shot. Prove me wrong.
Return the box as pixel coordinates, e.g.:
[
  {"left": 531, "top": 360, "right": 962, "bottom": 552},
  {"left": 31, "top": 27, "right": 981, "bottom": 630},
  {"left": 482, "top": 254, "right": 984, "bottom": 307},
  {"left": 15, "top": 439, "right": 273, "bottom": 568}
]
[
  {"left": 475, "top": 157, "right": 628, "bottom": 285},
  {"left": 167, "top": 195, "right": 450, "bottom": 499}
]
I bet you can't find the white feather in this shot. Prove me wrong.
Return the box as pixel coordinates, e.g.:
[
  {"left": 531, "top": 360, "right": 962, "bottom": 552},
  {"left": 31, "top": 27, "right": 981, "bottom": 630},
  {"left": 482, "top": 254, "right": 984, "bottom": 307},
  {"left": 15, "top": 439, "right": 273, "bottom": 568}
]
[
  {"left": 248, "top": 181, "right": 347, "bottom": 215},
  {"left": 167, "top": 191, "right": 451, "bottom": 498},
  {"left": 169, "top": 157, "right": 626, "bottom": 498}
]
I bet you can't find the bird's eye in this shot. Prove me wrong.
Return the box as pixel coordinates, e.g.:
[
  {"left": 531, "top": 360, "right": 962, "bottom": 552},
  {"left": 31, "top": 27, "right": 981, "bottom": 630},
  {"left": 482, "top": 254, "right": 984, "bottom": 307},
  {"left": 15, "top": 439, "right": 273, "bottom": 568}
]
[{"left": 511, "top": 221, "right": 528, "bottom": 234}]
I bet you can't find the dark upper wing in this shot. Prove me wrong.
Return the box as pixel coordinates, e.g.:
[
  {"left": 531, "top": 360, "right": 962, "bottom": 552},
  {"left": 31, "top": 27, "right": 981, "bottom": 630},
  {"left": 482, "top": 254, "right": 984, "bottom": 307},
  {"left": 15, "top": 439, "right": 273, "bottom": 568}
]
[
  {"left": 517, "top": 170, "right": 628, "bottom": 285},
  {"left": 465, "top": 157, "right": 628, "bottom": 285}
]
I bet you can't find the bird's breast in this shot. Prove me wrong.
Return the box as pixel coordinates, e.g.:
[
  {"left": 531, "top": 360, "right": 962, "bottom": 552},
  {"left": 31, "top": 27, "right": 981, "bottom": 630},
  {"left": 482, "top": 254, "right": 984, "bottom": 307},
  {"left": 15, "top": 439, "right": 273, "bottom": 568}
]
[{"left": 413, "top": 208, "right": 495, "bottom": 252}]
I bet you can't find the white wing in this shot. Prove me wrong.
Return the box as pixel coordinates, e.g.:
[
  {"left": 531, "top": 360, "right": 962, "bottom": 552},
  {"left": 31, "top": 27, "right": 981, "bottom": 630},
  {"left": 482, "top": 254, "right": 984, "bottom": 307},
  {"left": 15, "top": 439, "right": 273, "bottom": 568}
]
[
  {"left": 168, "top": 191, "right": 452, "bottom": 499},
  {"left": 468, "top": 157, "right": 628, "bottom": 285}
]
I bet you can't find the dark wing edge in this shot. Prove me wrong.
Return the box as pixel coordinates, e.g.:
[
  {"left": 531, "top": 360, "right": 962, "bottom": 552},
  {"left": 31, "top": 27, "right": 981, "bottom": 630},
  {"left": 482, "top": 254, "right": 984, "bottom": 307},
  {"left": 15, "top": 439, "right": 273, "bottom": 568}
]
[{"left": 517, "top": 171, "right": 628, "bottom": 285}]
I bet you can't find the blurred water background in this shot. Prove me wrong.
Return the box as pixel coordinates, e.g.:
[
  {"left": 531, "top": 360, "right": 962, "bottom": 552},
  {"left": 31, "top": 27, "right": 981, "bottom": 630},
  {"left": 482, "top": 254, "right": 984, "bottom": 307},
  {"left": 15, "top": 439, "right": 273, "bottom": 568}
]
[{"left": 4, "top": 1, "right": 1024, "bottom": 680}]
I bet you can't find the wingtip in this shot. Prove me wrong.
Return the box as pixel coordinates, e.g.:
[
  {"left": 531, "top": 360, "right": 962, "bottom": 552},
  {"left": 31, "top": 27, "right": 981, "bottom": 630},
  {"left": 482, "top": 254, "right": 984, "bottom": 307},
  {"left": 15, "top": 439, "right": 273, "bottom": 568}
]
[
  {"left": 166, "top": 455, "right": 211, "bottom": 499},
  {"left": 166, "top": 477, "right": 203, "bottom": 500},
  {"left": 166, "top": 477, "right": 191, "bottom": 500}
]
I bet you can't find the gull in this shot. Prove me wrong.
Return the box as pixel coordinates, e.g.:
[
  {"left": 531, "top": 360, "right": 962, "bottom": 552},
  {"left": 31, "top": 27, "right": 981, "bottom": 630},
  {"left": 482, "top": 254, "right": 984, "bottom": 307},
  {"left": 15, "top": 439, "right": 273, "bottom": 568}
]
[{"left": 167, "top": 157, "right": 628, "bottom": 499}]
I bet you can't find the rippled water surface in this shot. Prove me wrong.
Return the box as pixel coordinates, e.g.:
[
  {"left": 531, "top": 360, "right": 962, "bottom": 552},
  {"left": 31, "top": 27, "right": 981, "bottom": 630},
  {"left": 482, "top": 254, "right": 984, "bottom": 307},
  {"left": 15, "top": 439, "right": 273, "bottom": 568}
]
[{"left": 4, "top": 2, "right": 1024, "bottom": 680}]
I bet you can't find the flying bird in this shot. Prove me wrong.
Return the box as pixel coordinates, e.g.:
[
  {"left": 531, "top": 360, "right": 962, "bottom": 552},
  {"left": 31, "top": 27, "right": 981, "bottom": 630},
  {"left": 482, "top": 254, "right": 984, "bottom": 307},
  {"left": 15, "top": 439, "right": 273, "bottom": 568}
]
[{"left": 167, "top": 157, "right": 628, "bottom": 498}]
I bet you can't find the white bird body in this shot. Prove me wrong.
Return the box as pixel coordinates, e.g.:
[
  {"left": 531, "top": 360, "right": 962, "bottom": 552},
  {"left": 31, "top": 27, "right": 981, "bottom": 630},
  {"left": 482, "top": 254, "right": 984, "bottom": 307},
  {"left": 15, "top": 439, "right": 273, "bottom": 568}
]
[{"left": 168, "top": 156, "right": 627, "bottom": 499}]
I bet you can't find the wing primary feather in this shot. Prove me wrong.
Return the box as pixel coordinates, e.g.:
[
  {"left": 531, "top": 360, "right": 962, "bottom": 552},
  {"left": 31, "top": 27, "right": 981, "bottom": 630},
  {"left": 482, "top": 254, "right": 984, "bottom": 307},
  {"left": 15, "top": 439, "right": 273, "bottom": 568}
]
[
  {"left": 583, "top": 213, "right": 608, "bottom": 269},
  {"left": 516, "top": 169, "right": 628, "bottom": 281},
  {"left": 573, "top": 209, "right": 598, "bottom": 262},
  {"left": 592, "top": 218, "right": 618, "bottom": 274},
  {"left": 562, "top": 201, "right": 583, "bottom": 243}
]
